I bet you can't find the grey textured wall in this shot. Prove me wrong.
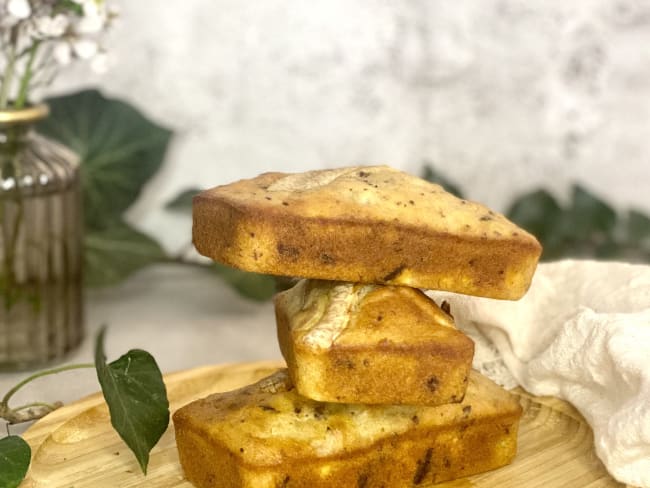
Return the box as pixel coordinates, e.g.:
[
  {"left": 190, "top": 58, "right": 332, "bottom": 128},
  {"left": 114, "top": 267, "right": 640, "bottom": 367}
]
[{"left": 52, "top": 1, "right": 650, "bottom": 250}]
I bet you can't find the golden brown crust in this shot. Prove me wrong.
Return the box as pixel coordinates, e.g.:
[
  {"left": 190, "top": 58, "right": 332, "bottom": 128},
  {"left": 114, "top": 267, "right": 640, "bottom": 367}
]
[
  {"left": 173, "top": 369, "right": 522, "bottom": 488},
  {"left": 275, "top": 280, "right": 474, "bottom": 405},
  {"left": 192, "top": 166, "right": 541, "bottom": 299}
]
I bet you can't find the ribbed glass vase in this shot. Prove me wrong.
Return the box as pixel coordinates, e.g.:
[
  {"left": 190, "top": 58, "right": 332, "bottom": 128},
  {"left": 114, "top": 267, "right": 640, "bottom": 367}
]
[{"left": 0, "top": 105, "right": 84, "bottom": 370}]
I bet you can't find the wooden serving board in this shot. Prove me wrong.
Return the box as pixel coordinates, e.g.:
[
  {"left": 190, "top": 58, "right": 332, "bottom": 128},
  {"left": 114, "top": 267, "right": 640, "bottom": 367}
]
[{"left": 20, "top": 361, "right": 628, "bottom": 488}]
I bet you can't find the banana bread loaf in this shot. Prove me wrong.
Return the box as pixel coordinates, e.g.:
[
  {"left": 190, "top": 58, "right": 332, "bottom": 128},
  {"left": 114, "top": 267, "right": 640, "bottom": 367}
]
[
  {"left": 275, "top": 279, "right": 474, "bottom": 405},
  {"left": 192, "top": 166, "right": 541, "bottom": 300},
  {"left": 173, "top": 369, "right": 522, "bottom": 488}
]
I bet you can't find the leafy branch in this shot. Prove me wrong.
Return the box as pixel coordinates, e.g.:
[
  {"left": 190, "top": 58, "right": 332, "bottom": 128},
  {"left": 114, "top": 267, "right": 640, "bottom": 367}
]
[
  {"left": 33, "top": 89, "right": 277, "bottom": 302},
  {"left": 0, "top": 363, "right": 92, "bottom": 425},
  {"left": 421, "top": 164, "right": 650, "bottom": 264},
  {"left": 0, "top": 327, "right": 170, "bottom": 484},
  {"left": 95, "top": 327, "right": 169, "bottom": 475}
]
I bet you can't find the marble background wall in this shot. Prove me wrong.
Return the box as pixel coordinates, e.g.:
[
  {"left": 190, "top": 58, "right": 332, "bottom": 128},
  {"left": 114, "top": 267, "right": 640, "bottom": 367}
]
[{"left": 52, "top": 0, "right": 650, "bottom": 251}]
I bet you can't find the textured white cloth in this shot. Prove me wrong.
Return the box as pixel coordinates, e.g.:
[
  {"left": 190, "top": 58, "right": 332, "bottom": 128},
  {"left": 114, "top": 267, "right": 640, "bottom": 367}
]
[{"left": 431, "top": 260, "right": 650, "bottom": 488}]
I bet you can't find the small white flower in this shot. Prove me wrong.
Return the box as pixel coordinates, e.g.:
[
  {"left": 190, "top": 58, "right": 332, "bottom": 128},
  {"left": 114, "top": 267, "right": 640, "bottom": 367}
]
[
  {"left": 7, "top": 0, "right": 31, "bottom": 19},
  {"left": 72, "top": 38, "right": 98, "bottom": 59},
  {"left": 74, "top": 0, "right": 108, "bottom": 34},
  {"left": 1, "top": 0, "right": 116, "bottom": 105},
  {"left": 90, "top": 51, "right": 108, "bottom": 74},
  {"left": 75, "top": 14, "right": 106, "bottom": 35},
  {"left": 53, "top": 41, "right": 72, "bottom": 65},
  {"left": 33, "top": 14, "right": 70, "bottom": 38}
]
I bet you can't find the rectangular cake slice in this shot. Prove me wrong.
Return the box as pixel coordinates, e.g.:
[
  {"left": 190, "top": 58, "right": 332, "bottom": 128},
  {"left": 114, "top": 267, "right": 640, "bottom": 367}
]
[
  {"left": 275, "top": 279, "right": 474, "bottom": 405},
  {"left": 173, "top": 369, "right": 522, "bottom": 488}
]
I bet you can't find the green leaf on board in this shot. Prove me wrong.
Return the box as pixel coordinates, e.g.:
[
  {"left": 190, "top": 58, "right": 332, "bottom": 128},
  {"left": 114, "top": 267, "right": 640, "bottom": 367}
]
[
  {"left": 94, "top": 327, "right": 170, "bottom": 475},
  {"left": 84, "top": 221, "right": 166, "bottom": 287},
  {"left": 0, "top": 436, "right": 31, "bottom": 488},
  {"left": 37, "top": 89, "right": 172, "bottom": 231},
  {"left": 165, "top": 188, "right": 202, "bottom": 213},
  {"left": 213, "top": 263, "right": 277, "bottom": 302},
  {"left": 421, "top": 163, "right": 464, "bottom": 198}
]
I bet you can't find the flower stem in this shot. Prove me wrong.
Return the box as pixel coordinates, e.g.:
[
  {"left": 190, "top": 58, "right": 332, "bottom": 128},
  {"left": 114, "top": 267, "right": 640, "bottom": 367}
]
[
  {"left": 1, "top": 363, "right": 94, "bottom": 407},
  {"left": 12, "top": 401, "right": 61, "bottom": 412},
  {"left": 2, "top": 129, "right": 26, "bottom": 312},
  {"left": 14, "top": 42, "right": 41, "bottom": 110},
  {"left": 0, "top": 27, "right": 19, "bottom": 109}
]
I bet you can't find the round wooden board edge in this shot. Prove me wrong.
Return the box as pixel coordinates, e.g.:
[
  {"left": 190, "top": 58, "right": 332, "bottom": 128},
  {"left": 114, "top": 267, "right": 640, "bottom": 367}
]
[
  {"left": 21, "top": 360, "right": 285, "bottom": 449},
  {"left": 20, "top": 360, "right": 636, "bottom": 488}
]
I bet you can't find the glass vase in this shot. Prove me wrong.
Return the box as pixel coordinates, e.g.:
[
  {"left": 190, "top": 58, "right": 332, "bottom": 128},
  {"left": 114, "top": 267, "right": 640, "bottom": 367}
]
[{"left": 0, "top": 105, "right": 84, "bottom": 370}]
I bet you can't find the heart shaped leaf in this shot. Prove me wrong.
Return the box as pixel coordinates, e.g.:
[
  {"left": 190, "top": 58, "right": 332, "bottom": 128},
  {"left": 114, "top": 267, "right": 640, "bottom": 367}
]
[
  {"left": 95, "top": 327, "right": 169, "bottom": 475},
  {"left": 0, "top": 436, "right": 31, "bottom": 488},
  {"left": 37, "top": 89, "right": 172, "bottom": 231}
]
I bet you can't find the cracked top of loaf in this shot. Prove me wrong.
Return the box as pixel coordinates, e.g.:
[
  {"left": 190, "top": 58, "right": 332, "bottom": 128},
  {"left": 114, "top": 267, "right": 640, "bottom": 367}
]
[
  {"left": 274, "top": 280, "right": 475, "bottom": 405},
  {"left": 193, "top": 165, "right": 541, "bottom": 299},
  {"left": 277, "top": 279, "right": 457, "bottom": 350}
]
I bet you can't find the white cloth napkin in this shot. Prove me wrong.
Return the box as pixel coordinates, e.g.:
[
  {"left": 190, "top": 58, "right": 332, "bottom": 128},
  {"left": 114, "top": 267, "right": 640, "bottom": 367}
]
[{"left": 431, "top": 260, "right": 650, "bottom": 488}]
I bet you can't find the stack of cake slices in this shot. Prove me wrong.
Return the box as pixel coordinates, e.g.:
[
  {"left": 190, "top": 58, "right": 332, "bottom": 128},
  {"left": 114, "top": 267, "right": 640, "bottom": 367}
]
[{"left": 173, "top": 166, "right": 542, "bottom": 488}]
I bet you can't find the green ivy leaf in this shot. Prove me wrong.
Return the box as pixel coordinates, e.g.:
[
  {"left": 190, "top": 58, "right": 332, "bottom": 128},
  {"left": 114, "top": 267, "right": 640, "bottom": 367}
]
[
  {"left": 507, "top": 189, "right": 563, "bottom": 238},
  {"left": 423, "top": 164, "right": 648, "bottom": 264},
  {"left": 85, "top": 221, "right": 166, "bottom": 287},
  {"left": 628, "top": 209, "right": 650, "bottom": 247},
  {"left": 568, "top": 184, "right": 617, "bottom": 241},
  {"left": 165, "top": 188, "right": 202, "bottom": 213},
  {"left": 592, "top": 240, "right": 626, "bottom": 259},
  {"left": 213, "top": 263, "right": 277, "bottom": 302},
  {"left": 0, "top": 436, "right": 31, "bottom": 488},
  {"left": 506, "top": 189, "right": 566, "bottom": 259},
  {"left": 94, "top": 327, "right": 169, "bottom": 475},
  {"left": 37, "top": 90, "right": 172, "bottom": 231},
  {"left": 555, "top": 185, "right": 619, "bottom": 258},
  {"left": 421, "top": 164, "right": 464, "bottom": 198}
]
